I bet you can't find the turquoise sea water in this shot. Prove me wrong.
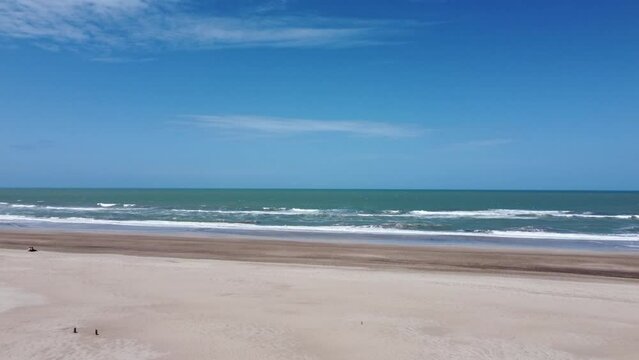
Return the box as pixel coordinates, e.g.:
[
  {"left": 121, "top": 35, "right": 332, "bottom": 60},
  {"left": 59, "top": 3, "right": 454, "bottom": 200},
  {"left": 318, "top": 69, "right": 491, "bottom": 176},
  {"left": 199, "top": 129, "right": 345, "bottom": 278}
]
[{"left": 1, "top": 189, "right": 638, "bottom": 250}]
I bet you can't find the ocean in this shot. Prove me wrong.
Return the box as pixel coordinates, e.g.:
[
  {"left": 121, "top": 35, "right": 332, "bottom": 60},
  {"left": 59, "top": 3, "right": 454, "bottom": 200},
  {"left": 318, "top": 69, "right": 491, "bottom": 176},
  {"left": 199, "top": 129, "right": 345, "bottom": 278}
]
[{"left": 1, "top": 189, "right": 638, "bottom": 250}]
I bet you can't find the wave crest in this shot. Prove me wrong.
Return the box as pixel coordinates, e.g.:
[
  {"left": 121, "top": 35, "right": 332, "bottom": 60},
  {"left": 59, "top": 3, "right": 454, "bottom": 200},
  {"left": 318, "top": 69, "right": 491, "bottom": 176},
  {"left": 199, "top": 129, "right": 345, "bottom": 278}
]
[{"left": 0, "top": 214, "right": 638, "bottom": 242}]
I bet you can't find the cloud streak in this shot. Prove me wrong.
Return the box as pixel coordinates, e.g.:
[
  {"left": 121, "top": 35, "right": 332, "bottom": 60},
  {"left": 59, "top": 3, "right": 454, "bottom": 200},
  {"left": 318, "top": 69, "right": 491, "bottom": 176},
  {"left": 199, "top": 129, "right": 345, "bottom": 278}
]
[
  {"left": 460, "top": 139, "right": 513, "bottom": 147},
  {"left": 446, "top": 138, "right": 514, "bottom": 150},
  {"left": 0, "top": 0, "right": 417, "bottom": 51},
  {"left": 188, "top": 115, "right": 422, "bottom": 138},
  {"left": 10, "top": 139, "right": 55, "bottom": 151}
]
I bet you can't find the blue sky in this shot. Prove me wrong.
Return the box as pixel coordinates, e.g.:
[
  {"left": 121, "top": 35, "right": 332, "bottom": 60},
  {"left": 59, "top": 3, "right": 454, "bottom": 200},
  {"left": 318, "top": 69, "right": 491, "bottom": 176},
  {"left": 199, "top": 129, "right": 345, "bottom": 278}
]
[{"left": 0, "top": 0, "right": 637, "bottom": 189}]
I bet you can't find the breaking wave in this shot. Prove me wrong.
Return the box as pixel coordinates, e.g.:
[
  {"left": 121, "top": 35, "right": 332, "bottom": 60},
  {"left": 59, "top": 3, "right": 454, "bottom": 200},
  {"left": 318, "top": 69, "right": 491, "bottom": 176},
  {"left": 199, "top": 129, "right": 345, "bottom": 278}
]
[
  {"left": 1, "top": 201, "right": 637, "bottom": 219},
  {"left": 0, "top": 214, "right": 638, "bottom": 242}
]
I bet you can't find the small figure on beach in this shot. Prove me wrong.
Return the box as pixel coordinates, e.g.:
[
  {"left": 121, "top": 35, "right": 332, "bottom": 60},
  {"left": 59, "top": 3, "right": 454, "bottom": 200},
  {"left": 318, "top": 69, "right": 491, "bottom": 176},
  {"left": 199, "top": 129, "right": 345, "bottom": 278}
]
[
  {"left": 27, "top": 246, "right": 37, "bottom": 252},
  {"left": 95, "top": 329, "right": 99, "bottom": 336},
  {"left": 73, "top": 327, "right": 77, "bottom": 334}
]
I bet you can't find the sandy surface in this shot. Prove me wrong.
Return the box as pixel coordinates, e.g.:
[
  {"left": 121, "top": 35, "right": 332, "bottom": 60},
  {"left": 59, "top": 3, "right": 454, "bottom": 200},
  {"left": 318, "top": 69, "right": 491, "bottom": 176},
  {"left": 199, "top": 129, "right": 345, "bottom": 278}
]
[{"left": 1, "top": 245, "right": 639, "bottom": 359}]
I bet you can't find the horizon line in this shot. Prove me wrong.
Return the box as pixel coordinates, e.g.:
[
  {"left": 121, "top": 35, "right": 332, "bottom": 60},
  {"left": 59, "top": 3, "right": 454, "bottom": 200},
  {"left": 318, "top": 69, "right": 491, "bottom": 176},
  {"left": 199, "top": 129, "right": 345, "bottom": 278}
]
[{"left": 1, "top": 187, "right": 638, "bottom": 192}]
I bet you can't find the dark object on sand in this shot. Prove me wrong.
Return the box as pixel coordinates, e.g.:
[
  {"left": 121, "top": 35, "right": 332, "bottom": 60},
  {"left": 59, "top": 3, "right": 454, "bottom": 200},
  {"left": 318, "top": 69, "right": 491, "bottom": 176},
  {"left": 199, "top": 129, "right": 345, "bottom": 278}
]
[
  {"left": 27, "top": 246, "right": 37, "bottom": 252},
  {"left": 95, "top": 329, "right": 99, "bottom": 336},
  {"left": 73, "top": 327, "right": 77, "bottom": 334}
]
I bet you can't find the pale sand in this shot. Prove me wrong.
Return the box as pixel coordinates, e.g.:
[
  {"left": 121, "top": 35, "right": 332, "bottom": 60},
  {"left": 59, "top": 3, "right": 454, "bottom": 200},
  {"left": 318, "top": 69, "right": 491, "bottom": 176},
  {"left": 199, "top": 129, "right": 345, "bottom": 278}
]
[{"left": 1, "top": 245, "right": 639, "bottom": 359}]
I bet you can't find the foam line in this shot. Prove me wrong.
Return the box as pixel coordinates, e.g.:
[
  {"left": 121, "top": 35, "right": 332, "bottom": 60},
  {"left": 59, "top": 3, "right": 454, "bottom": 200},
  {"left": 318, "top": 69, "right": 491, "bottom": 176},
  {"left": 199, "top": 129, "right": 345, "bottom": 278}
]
[{"left": 1, "top": 215, "right": 637, "bottom": 241}]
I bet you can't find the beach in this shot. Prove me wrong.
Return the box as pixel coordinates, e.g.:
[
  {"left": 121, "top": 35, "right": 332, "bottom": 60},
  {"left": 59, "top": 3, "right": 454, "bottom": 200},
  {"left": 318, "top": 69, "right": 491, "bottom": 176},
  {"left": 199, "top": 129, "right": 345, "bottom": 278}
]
[
  {"left": 3, "top": 0, "right": 638, "bottom": 356},
  {"left": 1, "top": 230, "right": 639, "bottom": 359}
]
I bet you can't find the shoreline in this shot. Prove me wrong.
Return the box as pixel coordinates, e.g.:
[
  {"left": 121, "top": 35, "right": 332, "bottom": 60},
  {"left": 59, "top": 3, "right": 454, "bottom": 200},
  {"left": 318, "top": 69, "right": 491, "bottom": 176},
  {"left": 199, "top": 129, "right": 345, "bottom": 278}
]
[{"left": 2, "top": 229, "right": 639, "bottom": 280}]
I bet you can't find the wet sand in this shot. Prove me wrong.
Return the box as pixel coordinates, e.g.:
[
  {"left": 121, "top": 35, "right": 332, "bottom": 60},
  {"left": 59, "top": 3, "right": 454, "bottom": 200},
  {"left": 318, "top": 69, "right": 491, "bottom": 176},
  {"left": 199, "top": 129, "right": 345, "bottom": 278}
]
[{"left": 0, "top": 229, "right": 638, "bottom": 279}]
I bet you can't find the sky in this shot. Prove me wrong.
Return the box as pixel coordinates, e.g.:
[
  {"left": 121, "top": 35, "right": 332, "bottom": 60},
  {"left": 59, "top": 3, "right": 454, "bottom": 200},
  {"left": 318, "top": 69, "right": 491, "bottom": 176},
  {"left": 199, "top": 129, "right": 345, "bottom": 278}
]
[{"left": 0, "top": 0, "right": 638, "bottom": 190}]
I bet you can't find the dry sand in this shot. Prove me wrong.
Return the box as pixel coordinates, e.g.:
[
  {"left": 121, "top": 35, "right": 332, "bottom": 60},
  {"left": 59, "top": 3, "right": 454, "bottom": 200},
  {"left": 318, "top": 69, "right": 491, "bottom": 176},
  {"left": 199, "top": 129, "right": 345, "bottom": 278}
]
[{"left": 1, "top": 230, "right": 639, "bottom": 359}]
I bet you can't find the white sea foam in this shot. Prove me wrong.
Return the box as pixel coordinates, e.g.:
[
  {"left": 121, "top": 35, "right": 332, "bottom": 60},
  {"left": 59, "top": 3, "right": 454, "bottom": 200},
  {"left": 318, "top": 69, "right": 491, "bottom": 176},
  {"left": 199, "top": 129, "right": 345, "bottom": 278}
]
[
  {"left": 9, "top": 204, "right": 37, "bottom": 208},
  {"left": 557, "top": 213, "right": 638, "bottom": 220},
  {"left": 45, "top": 206, "right": 107, "bottom": 211},
  {"left": 408, "top": 209, "right": 566, "bottom": 219},
  {"left": 4, "top": 204, "right": 143, "bottom": 212},
  {"left": 1, "top": 202, "right": 131, "bottom": 211},
  {"left": 44, "top": 205, "right": 137, "bottom": 212},
  {"left": 97, "top": 203, "right": 117, "bottom": 207},
  {"left": 1, "top": 202, "right": 637, "bottom": 220},
  {"left": 1, "top": 214, "right": 638, "bottom": 242},
  {"left": 484, "top": 230, "right": 639, "bottom": 241},
  {"left": 289, "top": 208, "right": 322, "bottom": 213},
  {"left": 171, "top": 208, "right": 328, "bottom": 216},
  {"left": 403, "top": 209, "right": 637, "bottom": 220}
]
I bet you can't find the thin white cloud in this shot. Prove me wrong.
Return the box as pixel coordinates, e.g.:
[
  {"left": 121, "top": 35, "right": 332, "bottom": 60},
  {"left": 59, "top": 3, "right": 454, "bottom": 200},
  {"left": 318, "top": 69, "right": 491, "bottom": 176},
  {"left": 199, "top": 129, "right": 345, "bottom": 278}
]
[
  {"left": 446, "top": 138, "right": 514, "bottom": 150},
  {"left": 10, "top": 139, "right": 55, "bottom": 151},
  {"left": 462, "top": 139, "right": 513, "bottom": 147},
  {"left": 188, "top": 115, "right": 422, "bottom": 138},
  {"left": 0, "top": 0, "right": 417, "bottom": 51},
  {"left": 91, "top": 56, "right": 155, "bottom": 63}
]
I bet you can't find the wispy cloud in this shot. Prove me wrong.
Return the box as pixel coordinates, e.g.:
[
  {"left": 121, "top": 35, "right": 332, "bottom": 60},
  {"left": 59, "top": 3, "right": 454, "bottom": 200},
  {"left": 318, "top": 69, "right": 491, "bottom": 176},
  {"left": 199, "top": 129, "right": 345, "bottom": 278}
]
[
  {"left": 447, "top": 138, "right": 514, "bottom": 150},
  {"left": 91, "top": 56, "right": 156, "bottom": 63},
  {"left": 461, "top": 138, "right": 513, "bottom": 147},
  {"left": 0, "top": 0, "right": 418, "bottom": 52},
  {"left": 187, "top": 115, "right": 422, "bottom": 138},
  {"left": 10, "top": 139, "right": 55, "bottom": 151}
]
